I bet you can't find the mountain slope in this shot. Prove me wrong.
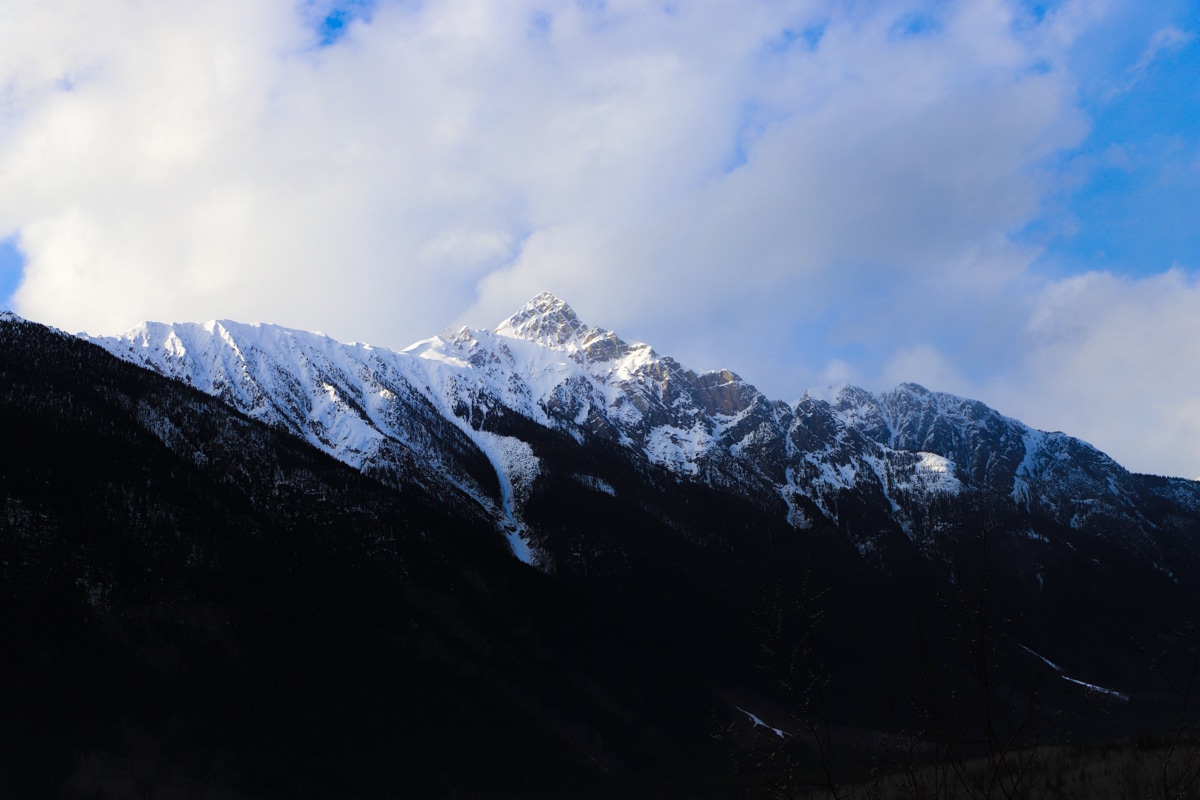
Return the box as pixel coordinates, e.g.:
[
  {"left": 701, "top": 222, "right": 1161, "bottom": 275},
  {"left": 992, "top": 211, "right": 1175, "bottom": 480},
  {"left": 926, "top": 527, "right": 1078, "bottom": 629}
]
[{"left": 5, "top": 306, "right": 1200, "bottom": 797}]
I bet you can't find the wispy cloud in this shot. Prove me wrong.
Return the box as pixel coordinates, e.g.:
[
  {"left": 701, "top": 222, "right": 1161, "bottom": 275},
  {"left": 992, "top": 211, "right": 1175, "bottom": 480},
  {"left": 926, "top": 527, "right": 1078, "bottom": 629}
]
[
  {"left": 1108, "top": 24, "right": 1195, "bottom": 97},
  {"left": 986, "top": 269, "right": 1200, "bottom": 478}
]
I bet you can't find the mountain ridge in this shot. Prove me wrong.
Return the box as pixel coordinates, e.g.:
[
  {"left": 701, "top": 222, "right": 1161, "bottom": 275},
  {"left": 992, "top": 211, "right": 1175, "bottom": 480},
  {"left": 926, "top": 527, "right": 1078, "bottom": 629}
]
[{"left": 83, "top": 292, "right": 1200, "bottom": 575}]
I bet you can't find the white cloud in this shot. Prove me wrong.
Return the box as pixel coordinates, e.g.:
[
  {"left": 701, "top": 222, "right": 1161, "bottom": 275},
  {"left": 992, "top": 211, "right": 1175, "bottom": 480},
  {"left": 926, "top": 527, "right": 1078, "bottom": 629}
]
[
  {"left": 1, "top": 0, "right": 1196, "bottom": 476},
  {"left": 0, "top": 0, "right": 1080, "bottom": 333},
  {"left": 881, "top": 344, "right": 970, "bottom": 395},
  {"left": 980, "top": 269, "right": 1200, "bottom": 478}
]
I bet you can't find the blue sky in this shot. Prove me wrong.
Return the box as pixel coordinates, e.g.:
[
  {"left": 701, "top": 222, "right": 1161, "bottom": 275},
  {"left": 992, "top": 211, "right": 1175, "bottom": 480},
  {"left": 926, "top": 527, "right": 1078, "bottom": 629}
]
[
  {"left": 0, "top": 239, "right": 22, "bottom": 305},
  {"left": 1023, "top": 0, "right": 1200, "bottom": 278},
  {"left": 312, "top": 0, "right": 375, "bottom": 46},
  {"left": 0, "top": 0, "right": 1198, "bottom": 477}
]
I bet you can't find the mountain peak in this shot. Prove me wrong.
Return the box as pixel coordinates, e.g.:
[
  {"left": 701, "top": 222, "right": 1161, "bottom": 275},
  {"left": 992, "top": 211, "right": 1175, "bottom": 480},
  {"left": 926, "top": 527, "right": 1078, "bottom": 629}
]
[
  {"left": 527, "top": 290, "right": 572, "bottom": 312},
  {"left": 494, "top": 292, "right": 590, "bottom": 348}
]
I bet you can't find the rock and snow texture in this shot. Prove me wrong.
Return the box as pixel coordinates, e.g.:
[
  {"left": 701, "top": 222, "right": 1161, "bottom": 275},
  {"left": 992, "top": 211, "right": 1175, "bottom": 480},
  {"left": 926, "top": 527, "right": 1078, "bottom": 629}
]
[
  {"left": 89, "top": 319, "right": 510, "bottom": 533},
  {"left": 87, "top": 291, "right": 1199, "bottom": 565}
]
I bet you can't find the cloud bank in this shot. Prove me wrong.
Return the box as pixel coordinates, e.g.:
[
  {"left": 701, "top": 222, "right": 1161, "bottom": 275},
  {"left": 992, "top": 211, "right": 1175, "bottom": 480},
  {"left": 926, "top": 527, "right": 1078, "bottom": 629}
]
[{"left": 0, "top": 0, "right": 1197, "bottom": 477}]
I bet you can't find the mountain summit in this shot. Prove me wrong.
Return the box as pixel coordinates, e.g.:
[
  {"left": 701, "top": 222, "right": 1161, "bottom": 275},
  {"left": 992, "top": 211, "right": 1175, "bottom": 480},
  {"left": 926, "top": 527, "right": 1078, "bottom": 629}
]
[
  {"left": 494, "top": 291, "right": 592, "bottom": 347},
  {"left": 493, "top": 290, "right": 646, "bottom": 365}
]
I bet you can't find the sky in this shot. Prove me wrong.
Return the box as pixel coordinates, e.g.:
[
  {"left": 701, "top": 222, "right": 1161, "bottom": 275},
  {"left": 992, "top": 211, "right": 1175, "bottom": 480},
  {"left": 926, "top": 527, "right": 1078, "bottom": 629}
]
[{"left": 0, "top": 0, "right": 1198, "bottom": 478}]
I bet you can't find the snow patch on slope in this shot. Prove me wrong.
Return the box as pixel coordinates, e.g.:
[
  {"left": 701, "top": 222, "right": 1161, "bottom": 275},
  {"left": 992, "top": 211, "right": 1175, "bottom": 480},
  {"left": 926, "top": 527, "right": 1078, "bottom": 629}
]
[
  {"left": 1019, "top": 644, "right": 1129, "bottom": 701},
  {"left": 573, "top": 474, "right": 616, "bottom": 496},
  {"left": 469, "top": 430, "right": 541, "bottom": 567},
  {"left": 736, "top": 707, "right": 789, "bottom": 739},
  {"left": 911, "top": 453, "right": 962, "bottom": 494},
  {"left": 1013, "top": 428, "right": 1046, "bottom": 507},
  {"left": 644, "top": 423, "right": 713, "bottom": 475}
]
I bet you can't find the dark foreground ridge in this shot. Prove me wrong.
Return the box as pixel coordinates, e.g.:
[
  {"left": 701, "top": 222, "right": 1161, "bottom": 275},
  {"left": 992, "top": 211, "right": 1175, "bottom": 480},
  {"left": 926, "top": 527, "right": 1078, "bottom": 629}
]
[{"left": 2, "top": 307, "right": 1199, "bottom": 798}]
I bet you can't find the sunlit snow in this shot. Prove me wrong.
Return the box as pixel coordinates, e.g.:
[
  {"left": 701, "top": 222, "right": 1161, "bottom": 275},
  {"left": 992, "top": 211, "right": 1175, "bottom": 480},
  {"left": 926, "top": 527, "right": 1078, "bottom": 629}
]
[{"left": 84, "top": 292, "right": 1153, "bottom": 569}]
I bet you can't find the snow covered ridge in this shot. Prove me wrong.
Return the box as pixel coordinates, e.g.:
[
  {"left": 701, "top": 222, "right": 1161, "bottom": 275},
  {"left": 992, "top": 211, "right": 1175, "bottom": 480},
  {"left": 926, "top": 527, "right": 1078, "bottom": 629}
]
[
  {"left": 77, "top": 292, "right": 1199, "bottom": 567},
  {"left": 0, "top": 310, "right": 34, "bottom": 325}
]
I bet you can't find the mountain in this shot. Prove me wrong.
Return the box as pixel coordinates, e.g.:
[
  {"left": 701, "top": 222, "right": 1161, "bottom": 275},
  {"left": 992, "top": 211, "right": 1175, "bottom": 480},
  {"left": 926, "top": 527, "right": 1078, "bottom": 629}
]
[
  {"left": 89, "top": 292, "right": 1200, "bottom": 578},
  {"left": 4, "top": 298, "right": 1200, "bottom": 798}
]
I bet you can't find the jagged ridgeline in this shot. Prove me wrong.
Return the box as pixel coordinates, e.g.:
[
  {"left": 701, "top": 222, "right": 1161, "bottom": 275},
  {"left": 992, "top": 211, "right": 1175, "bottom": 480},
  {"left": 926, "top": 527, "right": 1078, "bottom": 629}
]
[
  {"left": 84, "top": 292, "right": 1200, "bottom": 574},
  {"left": 3, "top": 299, "right": 1200, "bottom": 799}
]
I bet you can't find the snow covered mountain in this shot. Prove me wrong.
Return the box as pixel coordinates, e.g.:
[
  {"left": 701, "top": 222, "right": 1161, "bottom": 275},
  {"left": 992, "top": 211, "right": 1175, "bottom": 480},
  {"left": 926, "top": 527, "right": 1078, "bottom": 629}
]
[
  {"left": 87, "top": 292, "right": 1200, "bottom": 574},
  {"left": 6, "top": 298, "right": 1200, "bottom": 797}
]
